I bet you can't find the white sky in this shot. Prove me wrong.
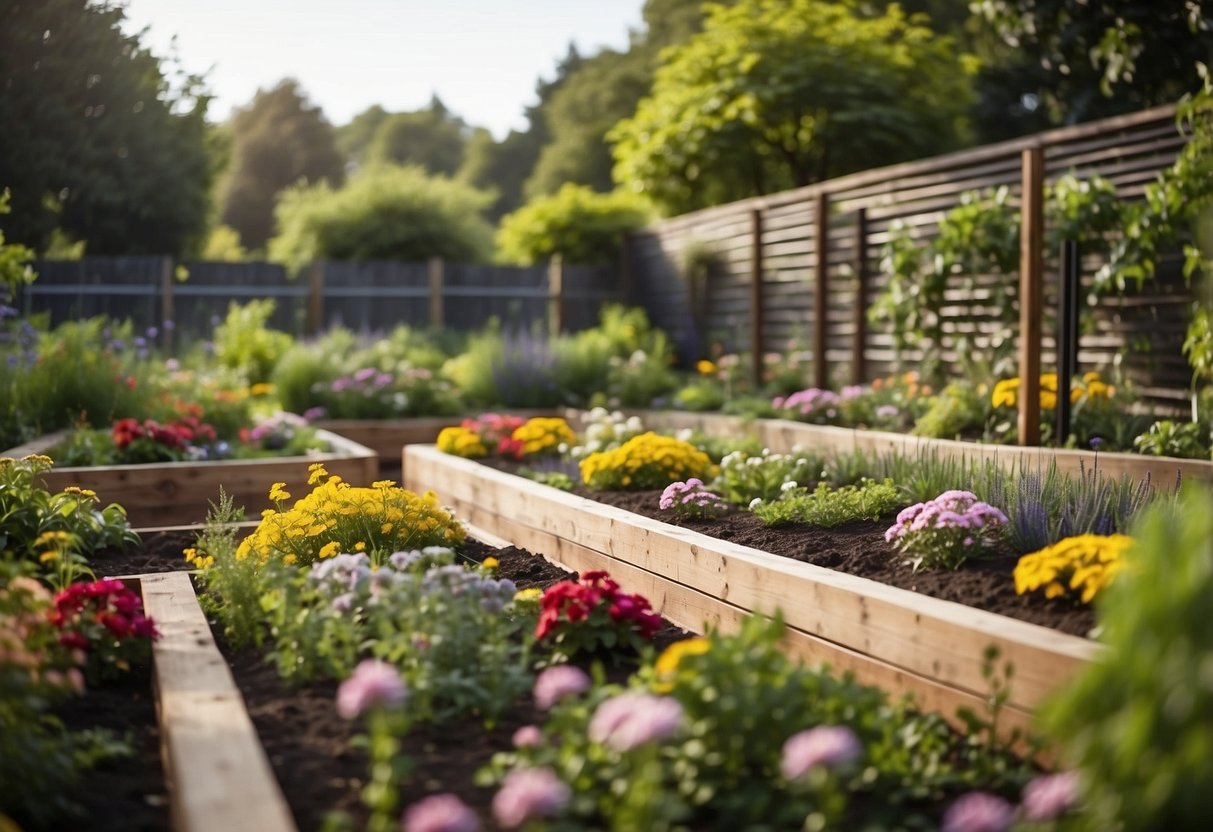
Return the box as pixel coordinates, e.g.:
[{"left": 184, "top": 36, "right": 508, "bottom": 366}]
[{"left": 120, "top": 0, "right": 646, "bottom": 137}]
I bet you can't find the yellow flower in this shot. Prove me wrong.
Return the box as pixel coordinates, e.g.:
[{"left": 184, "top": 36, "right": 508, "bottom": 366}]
[
  {"left": 249, "top": 382, "right": 275, "bottom": 396},
  {"left": 696, "top": 359, "right": 718, "bottom": 376},
  {"left": 318, "top": 541, "right": 341, "bottom": 559},
  {"left": 373, "top": 480, "right": 397, "bottom": 489},
  {"left": 354, "top": 541, "right": 366, "bottom": 552},
  {"left": 283, "top": 554, "right": 298, "bottom": 565},
  {"left": 653, "top": 637, "right": 710, "bottom": 692},
  {"left": 39, "top": 550, "right": 60, "bottom": 563},
  {"left": 991, "top": 378, "right": 1018, "bottom": 408},
  {"left": 482, "top": 556, "right": 499, "bottom": 571},
  {"left": 183, "top": 547, "right": 198, "bottom": 564},
  {"left": 1013, "top": 534, "right": 1132, "bottom": 603},
  {"left": 63, "top": 486, "right": 99, "bottom": 502},
  {"left": 307, "top": 463, "right": 329, "bottom": 485},
  {"left": 269, "top": 482, "right": 291, "bottom": 502}
]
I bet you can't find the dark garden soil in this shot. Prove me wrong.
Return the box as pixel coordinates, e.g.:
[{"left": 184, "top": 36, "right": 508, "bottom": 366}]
[
  {"left": 572, "top": 485, "right": 1097, "bottom": 638},
  {"left": 85, "top": 529, "right": 690, "bottom": 832}
]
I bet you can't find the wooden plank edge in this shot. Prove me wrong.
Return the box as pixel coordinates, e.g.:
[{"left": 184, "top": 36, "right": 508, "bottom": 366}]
[{"left": 138, "top": 571, "right": 297, "bottom": 832}]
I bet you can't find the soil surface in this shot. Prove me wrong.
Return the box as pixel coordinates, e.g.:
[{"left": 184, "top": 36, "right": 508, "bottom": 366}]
[
  {"left": 86, "top": 530, "right": 690, "bottom": 831},
  {"left": 571, "top": 485, "right": 1096, "bottom": 638}
]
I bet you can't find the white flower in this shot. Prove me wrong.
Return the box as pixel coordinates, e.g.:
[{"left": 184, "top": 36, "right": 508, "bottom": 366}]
[
  {"left": 781, "top": 481, "right": 798, "bottom": 492},
  {"left": 749, "top": 498, "right": 763, "bottom": 509},
  {"left": 675, "top": 428, "right": 693, "bottom": 441}
]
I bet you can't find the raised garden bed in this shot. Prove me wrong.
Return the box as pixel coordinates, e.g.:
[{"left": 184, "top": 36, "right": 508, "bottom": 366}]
[
  {"left": 633, "top": 410, "right": 1213, "bottom": 485},
  {"left": 2, "top": 430, "right": 377, "bottom": 526},
  {"left": 403, "top": 444, "right": 1102, "bottom": 744}
]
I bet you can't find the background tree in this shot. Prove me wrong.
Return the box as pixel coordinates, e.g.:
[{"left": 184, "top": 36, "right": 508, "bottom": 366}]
[
  {"left": 496, "top": 184, "right": 651, "bottom": 265},
  {"left": 364, "top": 95, "right": 469, "bottom": 176},
  {"left": 218, "top": 79, "right": 344, "bottom": 251},
  {"left": 971, "top": 0, "right": 1212, "bottom": 125},
  {"left": 268, "top": 165, "right": 494, "bottom": 271},
  {"left": 610, "top": 0, "right": 976, "bottom": 215},
  {"left": 0, "top": 0, "right": 213, "bottom": 255}
]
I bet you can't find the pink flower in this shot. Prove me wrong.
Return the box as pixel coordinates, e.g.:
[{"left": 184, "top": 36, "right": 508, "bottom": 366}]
[
  {"left": 941, "top": 792, "right": 1016, "bottom": 832},
  {"left": 336, "top": 660, "right": 408, "bottom": 719},
  {"left": 511, "top": 725, "right": 543, "bottom": 748},
  {"left": 780, "top": 725, "right": 862, "bottom": 780},
  {"left": 1021, "top": 771, "right": 1080, "bottom": 822},
  {"left": 533, "top": 665, "right": 592, "bottom": 710},
  {"left": 588, "top": 692, "right": 683, "bottom": 751},
  {"left": 492, "top": 768, "right": 570, "bottom": 828},
  {"left": 401, "top": 794, "right": 479, "bottom": 832}
]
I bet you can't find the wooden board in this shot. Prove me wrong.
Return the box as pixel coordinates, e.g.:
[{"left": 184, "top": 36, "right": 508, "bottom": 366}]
[
  {"left": 5, "top": 429, "right": 377, "bottom": 526},
  {"left": 404, "top": 446, "right": 1099, "bottom": 724},
  {"left": 138, "top": 571, "right": 296, "bottom": 832}
]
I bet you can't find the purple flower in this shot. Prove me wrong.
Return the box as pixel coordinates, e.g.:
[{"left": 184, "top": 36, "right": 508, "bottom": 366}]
[
  {"left": 533, "top": 665, "right": 591, "bottom": 710},
  {"left": 354, "top": 367, "right": 377, "bottom": 382},
  {"left": 402, "top": 794, "right": 479, "bottom": 832},
  {"left": 780, "top": 725, "right": 862, "bottom": 780},
  {"left": 1089, "top": 436, "right": 1104, "bottom": 450},
  {"left": 875, "top": 404, "right": 900, "bottom": 420},
  {"left": 1021, "top": 771, "right": 1080, "bottom": 822},
  {"left": 941, "top": 792, "right": 1016, "bottom": 832},
  {"left": 512, "top": 725, "right": 543, "bottom": 748},
  {"left": 336, "top": 660, "right": 407, "bottom": 719},
  {"left": 303, "top": 406, "right": 327, "bottom": 422},
  {"left": 492, "top": 768, "right": 570, "bottom": 828},
  {"left": 588, "top": 692, "right": 683, "bottom": 751}
]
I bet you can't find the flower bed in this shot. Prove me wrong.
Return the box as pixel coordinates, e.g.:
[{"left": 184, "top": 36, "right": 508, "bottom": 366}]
[
  {"left": 1, "top": 430, "right": 376, "bottom": 526},
  {"left": 634, "top": 410, "right": 1213, "bottom": 486},
  {"left": 403, "top": 444, "right": 1100, "bottom": 744}
]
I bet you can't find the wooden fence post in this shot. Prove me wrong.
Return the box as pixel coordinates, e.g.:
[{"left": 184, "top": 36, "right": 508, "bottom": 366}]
[
  {"left": 749, "top": 209, "right": 765, "bottom": 384},
  {"left": 307, "top": 260, "right": 325, "bottom": 336},
  {"left": 428, "top": 257, "right": 444, "bottom": 329},
  {"left": 814, "top": 191, "right": 830, "bottom": 389},
  {"left": 159, "top": 256, "right": 175, "bottom": 352},
  {"left": 852, "top": 207, "right": 868, "bottom": 385},
  {"left": 1018, "top": 146, "right": 1044, "bottom": 446},
  {"left": 548, "top": 254, "right": 564, "bottom": 335}
]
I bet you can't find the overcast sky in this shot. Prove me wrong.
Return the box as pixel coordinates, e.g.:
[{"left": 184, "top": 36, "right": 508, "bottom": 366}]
[{"left": 120, "top": 0, "right": 645, "bottom": 137}]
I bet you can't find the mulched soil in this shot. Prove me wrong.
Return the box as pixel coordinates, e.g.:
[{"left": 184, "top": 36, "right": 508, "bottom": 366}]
[
  {"left": 573, "top": 485, "right": 1097, "bottom": 638},
  {"left": 84, "top": 530, "right": 690, "bottom": 832}
]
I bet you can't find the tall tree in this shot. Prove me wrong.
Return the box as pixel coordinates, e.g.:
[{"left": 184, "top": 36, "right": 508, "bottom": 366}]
[
  {"left": 364, "top": 95, "right": 468, "bottom": 175},
  {"left": 218, "top": 79, "right": 344, "bottom": 251},
  {"left": 971, "top": 0, "right": 1212, "bottom": 125},
  {"left": 610, "top": 0, "right": 975, "bottom": 215},
  {"left": 337, "top": 104, "right": 390, "bottom": 167},
  {"left": 0, "top": 0, "right": 213, "bottom": 255}
]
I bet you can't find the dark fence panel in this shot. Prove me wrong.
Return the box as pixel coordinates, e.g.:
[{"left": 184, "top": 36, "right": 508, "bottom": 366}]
[
  {"left": 21, "top": 257, "right": 165, "bottom": 333},
  {"left": 321, "top": 260, "right": 431, "bottom": 333}
]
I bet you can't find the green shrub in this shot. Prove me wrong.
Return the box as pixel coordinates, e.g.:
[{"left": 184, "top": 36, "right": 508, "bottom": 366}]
[
  {"left": 752, "top": 479, "right": 903, "bottom": 527},
  {"left": 212, "top": 299, "right": 293, "bottom": 385},
  {"left": 496, "top": 184, "right": 650, "bottom": 266},
  {"left": 1041, "top": 485, "right": 1213, "bottom": 830}
]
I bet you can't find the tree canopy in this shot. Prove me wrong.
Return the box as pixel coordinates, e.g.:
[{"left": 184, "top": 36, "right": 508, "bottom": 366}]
[
  {"left": 0, "top": 0, "right": 214, "bottom": 255},
  {"left": 364, "top": 96, "right": 469, "bottom": 176},
  {"left": 496, "top": 184, "right": 651, "bottom": 266},
  {"left": 268, "top": 165, "right": 495, "bottom": 271},
  {"left": 218, "top": 79, "right": 345, "bottom": 251},
  {"left": 610, "top": 0, "right": 976, "bottom": 215}
]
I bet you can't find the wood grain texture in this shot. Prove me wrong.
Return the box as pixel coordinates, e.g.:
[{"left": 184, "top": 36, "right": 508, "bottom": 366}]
[{"left": 139, "top": 571, "right": 296, "bottom": 832}]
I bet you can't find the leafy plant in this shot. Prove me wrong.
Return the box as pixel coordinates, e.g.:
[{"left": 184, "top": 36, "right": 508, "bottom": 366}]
[
  {"left": 1132, "top": 419, "right": 1210, "bottom": 460},
  {"left": 190, "top": 489, "right": 265, "bottom": 649},
  {"left": 754, "top": 479, "right": 903, "bottom": 528},
  {"left": 714, "top": 448, "right": 824, "bottom": 505},
  {"left": 496, "top": 184, "right": 650, "bottom": 266}
]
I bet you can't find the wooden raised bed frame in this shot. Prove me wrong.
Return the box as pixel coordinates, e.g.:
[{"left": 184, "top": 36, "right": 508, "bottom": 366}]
[
  {"left": 3, "top": 429, "right": 377, "bottom": 526},
  {"left": 405, "top": 445, "right": 1102, "bottom": 743}
]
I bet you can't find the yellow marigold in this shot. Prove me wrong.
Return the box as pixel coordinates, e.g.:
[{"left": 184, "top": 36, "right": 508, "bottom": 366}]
[
  {"left": 580, "top": 432, "right": 715, "bottom": 490},
  {"left": 1014, "top": 533, "right": 1133, "bottom": 604},
  {"left": 249, "top": 382, "right": 275, "bottom": 396},
  {"left": 652, "top": 637, "right": 710, "bottom": 692},
  {"left": 318, "top": 541, "right": 342, "bottom": 559},
  {"left": 511, "top": 417, "right": 576, "bottom": 457},
  {"left": 482, "top": 556, "right": 499, "bottom": 571},
  {"left": 437, "top": 426, "right": 488, "bottom": 458},
  {"left": 991, "top": 378, "right": 1019, "bottom": 408},
  {"left": 696, "top": 359, "right": 718, "bottom": 376}
]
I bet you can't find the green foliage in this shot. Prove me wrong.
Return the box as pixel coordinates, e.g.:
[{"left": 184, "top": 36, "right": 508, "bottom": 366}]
[
  {"left": 212, "top": 300, "right": 293, "bottom": 385},
  {"left": 0, "top": 191, "right": 34, "bottom": 299},
  {"left": 200, "top": 225, "right": 250, "bottom": 262},
  {"left": 672, "top": 379, "right": 727, "bottom": 412},
  {"left": 913, "top": 382, "right": 992, "bottom": 439},
  {"left": 364, "top": 96, "right": 469, "bottom": 176},
  {"left": 269, "top": 164, "right": 494, "bottom": 272},
  {"left": 714, "top": 449, "right": 824, "bottom": 505},
  {"left": 336, "top": 104, "right": 390, "bottom": 166},
  {"left": 1132, "top": 419, "right": 1210, "bottom": 460},
  {"left": 1041, "top": 484, "right": 1213, "bottom": 830},
  {"left": 752, "top": 479, "right": 903, "bottom": 527},
  {"left": 610, "top": 0, "right": 975, "bottom": 214},
  {"left": 0, "top": 0, "right": 214, "bottom": 255},
  {"left": 218, "top": 79, "right": 345, "bottom": 251},
  {"left": 189, "top": 491, "right": 262, "bottom": 648},
  {"left": 497, "top": 184, "right": 650, "bottom": 266}
]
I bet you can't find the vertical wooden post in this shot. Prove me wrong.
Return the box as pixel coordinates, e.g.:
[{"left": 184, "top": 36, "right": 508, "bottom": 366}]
[
  {"left": 428, "top": 257, "right": 444, "bottom": 329},
  {"left": 749, "top": 209, "right": 765, "bottom": 384},
  {"left": 159, "top": 256, "right": 175, "bottom": 352},
  {"left": 306, "top": 260, "right": 325, "bottom": 336},
  {"left": 1056, "top": 240, "right": 1080, "bottom": 446},
  {"left": 548, "top": 254, "right": 564, "bottom": 335},
  {"left": 1018, "top": 146, "right": 1044, "bottom": 447},
  {"left": 852, "top": 207, "right": 868, "bottom": 385},
  {"left": 618, "top": 233, "right": 633, "bottom": 305},
  {"left": 814, "top": 191, "right": 830, "bottom": 389}
]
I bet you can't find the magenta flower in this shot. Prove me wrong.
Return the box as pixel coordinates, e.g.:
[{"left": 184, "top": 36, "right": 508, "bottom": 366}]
[
  {"left": 533, "top": 665, "right": 592, "bottom": 710},
  {"left": 492, "top": 768, "right": 570, "bottom": 828},
  {"left": 780, "top": 725, "right": 862, "bottom": 780},
  {"left": 511, "top": 725, "right": 543, "bottom": 748},
  {"left": 401, "top": 793, "right": 479, "bottom": 832},
  {"left": 940, "top": 792, "right": 1016, "bottom": 832},
  {"left": 588, "top": 692, "right": 683, "bottom": 751},
  {"left": 336, "top": 659, "right": 408, "bottom": 719},
  {"left": 1021, "top": 771, "right": 1080, "bottom": 821}
]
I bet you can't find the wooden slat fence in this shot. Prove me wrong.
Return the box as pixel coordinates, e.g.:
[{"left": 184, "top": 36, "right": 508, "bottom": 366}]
[
  {"left": 625, "top": 104, "right": 1196, "bottom": 405},
  {"left": 19, "top": 258, "right": 619, "bottom": 340}
]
